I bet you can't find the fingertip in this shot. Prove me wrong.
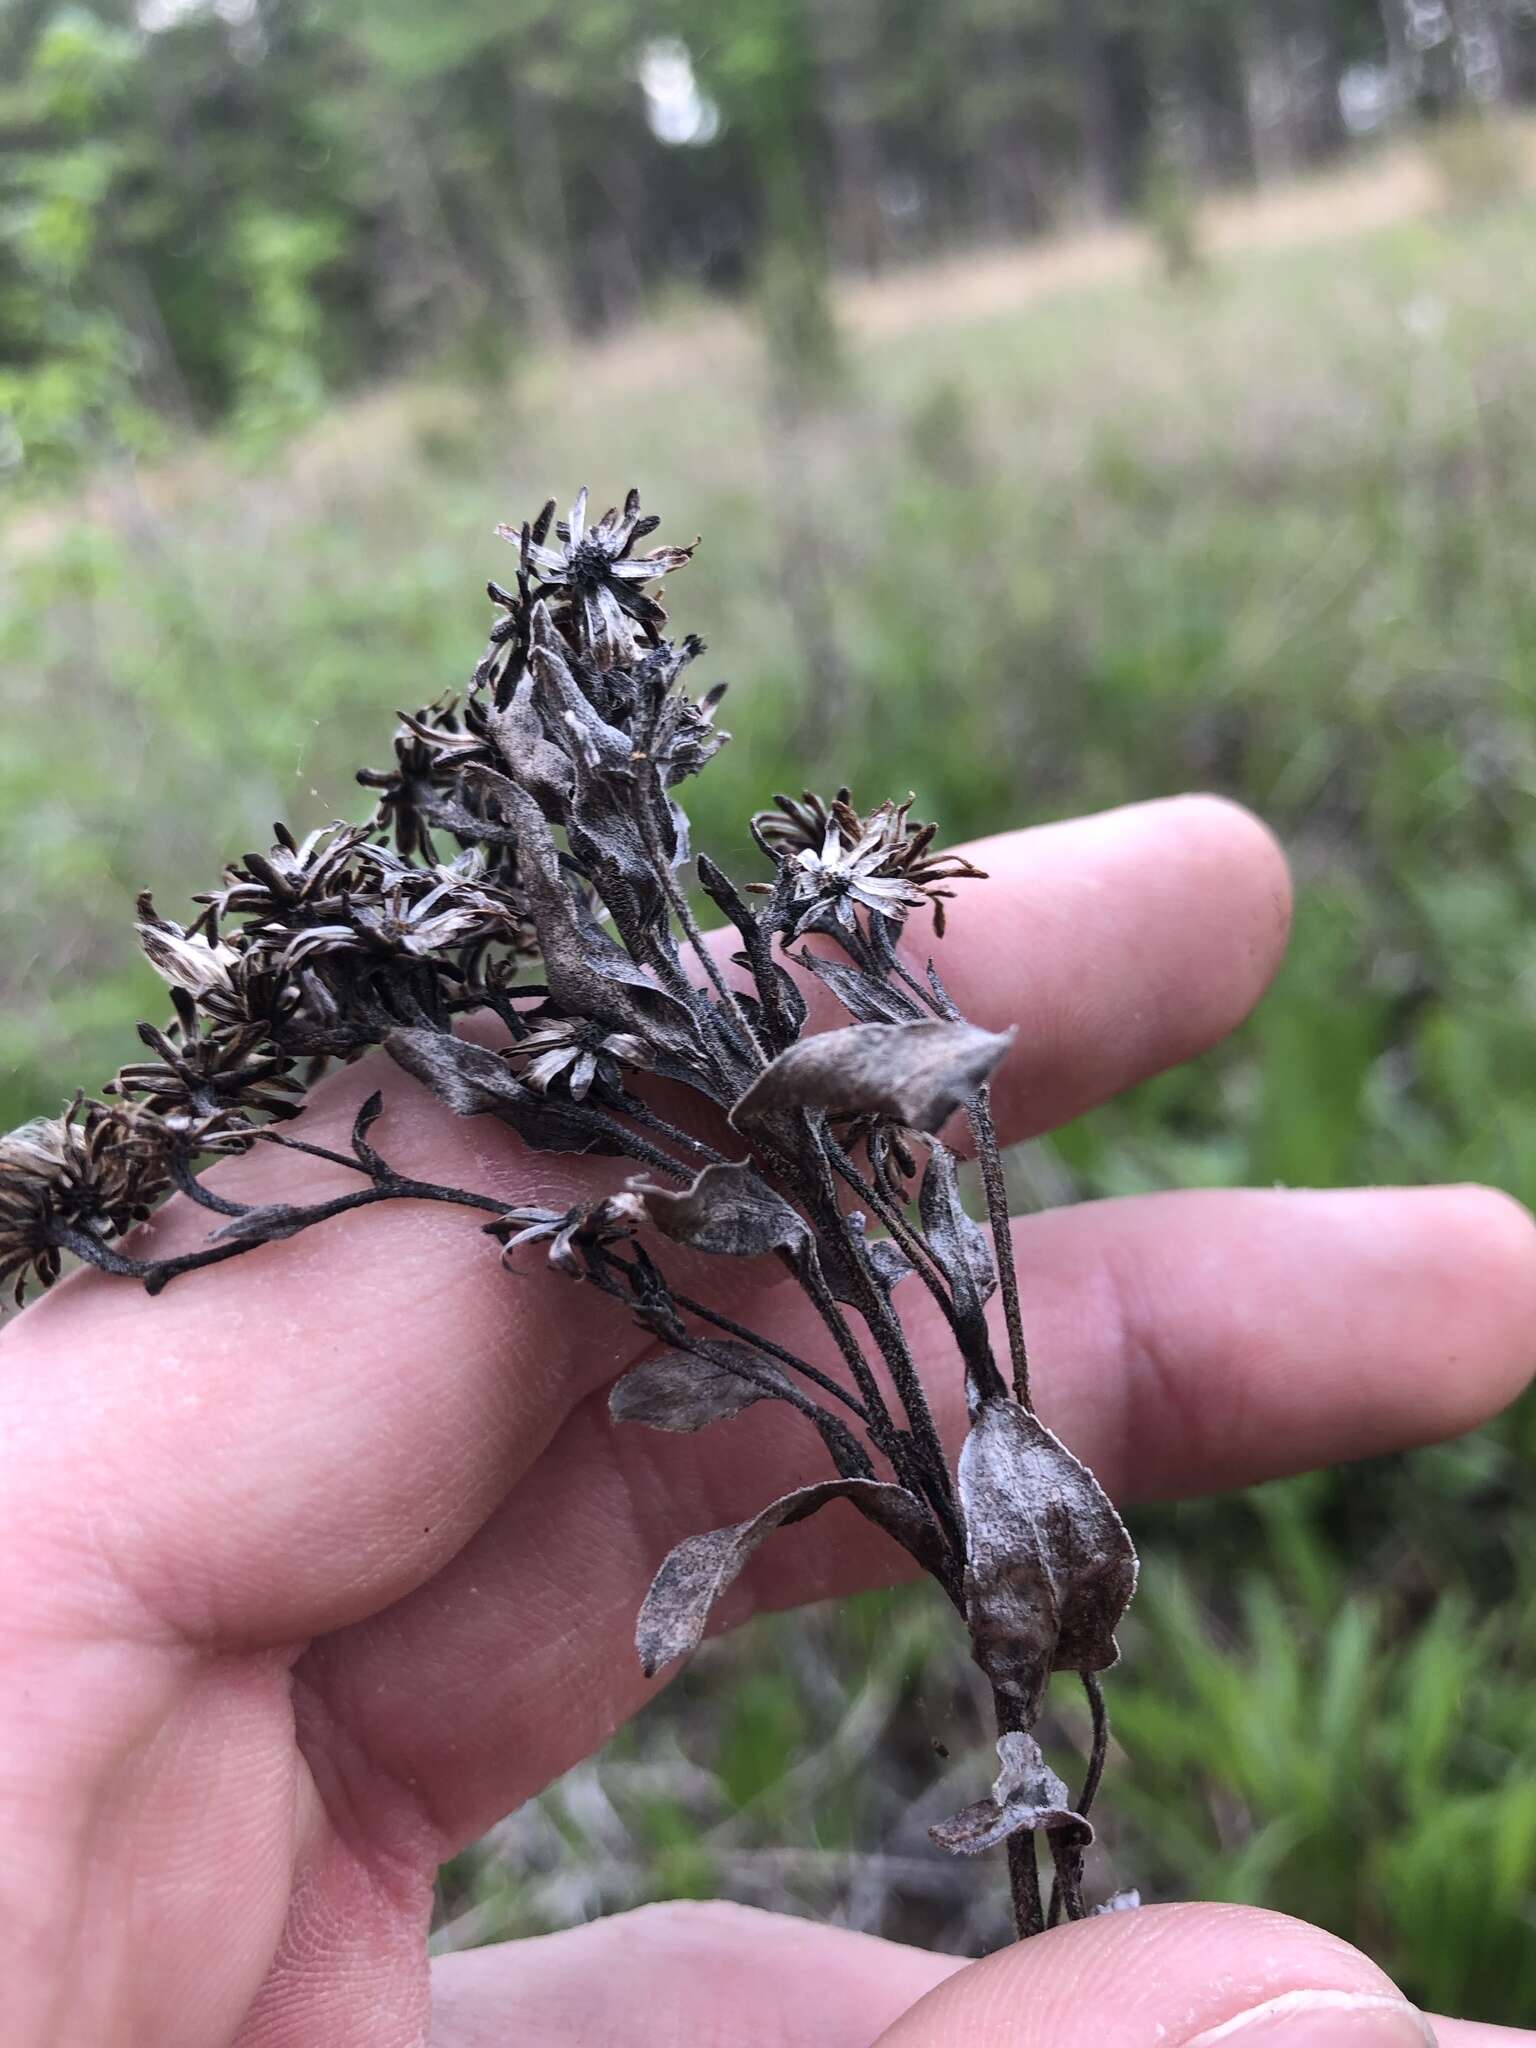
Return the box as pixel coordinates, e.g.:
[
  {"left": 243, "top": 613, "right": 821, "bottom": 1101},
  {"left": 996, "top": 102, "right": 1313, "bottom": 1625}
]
[
  {"left": 874, "top": 1902, "right": 1409, "bottom": 2046},
  {"left": 941, "top": 793, "right": 1294, "bottom": 1143},
  {"left": 1155, "top": 789, "right": 1294, "bottom": 991},
  {"left": 1100, "top": 791, "right": 1293, "bottom": 1048},
  {"left": 1423, "top": 1183, "right": 1536, "bottom": 1428}
]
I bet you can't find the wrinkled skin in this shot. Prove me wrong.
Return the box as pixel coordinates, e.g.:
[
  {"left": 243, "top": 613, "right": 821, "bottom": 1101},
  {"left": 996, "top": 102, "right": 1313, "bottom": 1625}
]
[{"left": 3, "top": 797, "right": 1534, "bottom": 2046}]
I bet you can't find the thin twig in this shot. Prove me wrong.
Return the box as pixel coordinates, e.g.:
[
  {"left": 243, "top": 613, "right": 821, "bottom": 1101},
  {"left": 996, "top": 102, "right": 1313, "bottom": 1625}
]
[{"left": 966, "top": 1086, "right": 1030, "bottom": 1409}]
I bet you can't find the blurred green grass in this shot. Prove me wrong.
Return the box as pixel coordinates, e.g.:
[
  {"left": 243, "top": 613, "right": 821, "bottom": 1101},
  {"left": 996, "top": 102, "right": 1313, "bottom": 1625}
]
[{"left": 6, "top": 191, "right": 1536, "bottom": 2019}]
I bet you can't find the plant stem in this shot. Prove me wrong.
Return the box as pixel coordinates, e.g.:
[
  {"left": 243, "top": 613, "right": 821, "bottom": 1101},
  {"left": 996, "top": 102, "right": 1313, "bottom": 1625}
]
[
  {"left": 966, "top": 1085, "right": 1030, "bottom": 1409},
  {"left": 655, "top": 1279, "right": 872, "bottom": 1422},
  {"left": 798, "top": 1148, "right": 960, "bottom": 1551},
  {"left": 993, "top": 1685, "right": 1046, "bottom": 1941},
  {"left": 637, "top": 765, "right": 767, "bottom": 1073},
  {"left": 1046, "top": 1672, "right": 1109, "bottom": 1929},
  {"left": 880, "top": 948, "right": 1030, "bottom": 1405}
]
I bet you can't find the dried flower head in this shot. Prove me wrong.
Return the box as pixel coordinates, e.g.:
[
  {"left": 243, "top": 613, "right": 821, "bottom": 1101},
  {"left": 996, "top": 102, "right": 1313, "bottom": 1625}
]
[
  {"left": 496, "top": 487, "right": 696, "bottom": 670},
  {"left": 0, "top": 485, "right": 1136, "bottom": 1942},
  {"left": 753, "top": 789, "right": 986, "bottom": 938},
  {"left": 0, "top": 1101, "right": 170, "bottom": 1304},
  {"left": 507, "top": 1012, "right": 648, "bottom": 1100}
]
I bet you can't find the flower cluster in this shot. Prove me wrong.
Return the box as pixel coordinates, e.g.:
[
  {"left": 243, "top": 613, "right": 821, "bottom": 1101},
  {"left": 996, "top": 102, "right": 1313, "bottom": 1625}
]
[{"left": 0, "top": 489, "right": 1138, "bottom": 1940}]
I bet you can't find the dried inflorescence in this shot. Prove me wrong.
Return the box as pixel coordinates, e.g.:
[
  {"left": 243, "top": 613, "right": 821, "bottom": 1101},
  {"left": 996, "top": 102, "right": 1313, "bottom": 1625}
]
[{"left": 0, "top": 489, "right": 1138, "bottom": 1939}]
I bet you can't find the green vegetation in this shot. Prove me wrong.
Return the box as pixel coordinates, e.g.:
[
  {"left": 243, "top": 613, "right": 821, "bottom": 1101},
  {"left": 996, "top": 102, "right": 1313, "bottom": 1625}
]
[{"left": 7, "top": 187, "right": 1536, "bottom": 2020}]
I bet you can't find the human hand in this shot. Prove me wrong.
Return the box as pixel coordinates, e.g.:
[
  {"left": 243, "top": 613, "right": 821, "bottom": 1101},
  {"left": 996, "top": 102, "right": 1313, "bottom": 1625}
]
[{"left": 4, "top": 796, "right": 1533, "bottom": 2047}]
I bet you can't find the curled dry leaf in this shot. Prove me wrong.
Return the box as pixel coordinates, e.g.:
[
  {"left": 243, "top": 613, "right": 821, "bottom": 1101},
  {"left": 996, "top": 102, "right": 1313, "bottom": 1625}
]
[
  {"left": 384, "top": 1027, "right": 532, "bottom": 1116},
  {"left": 479, "top": 681, "right": 574, "bottom": 807},
  {"left": 609, "top": 1341, "right": 790, "bottom": 1432},
  {"left": 636, "top": 1477, "right": 948, "bottom": 1677},
  {"left": 958, "top": 1397, "right": 1139, "bottom": 1724},
  {"left": 818, "top": 1209, "right": 915, "bottom": 1307},
  {"left": 629, "top": 1159, "right": 811, "bottom": 1259},
  {"left": 730, "top": 1019, "right": 1013, "bottom": 1135},
  {"left": 930, "top": 1731, "right": 1093, "bottom": 1856}
]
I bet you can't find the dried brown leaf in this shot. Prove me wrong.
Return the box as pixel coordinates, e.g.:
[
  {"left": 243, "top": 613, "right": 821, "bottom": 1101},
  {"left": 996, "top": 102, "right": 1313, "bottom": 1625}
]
[
  {"left": 211, "top": 1202, "right": 313, "bottom": 1245},
  {"left": 918, "top": 1142, "right": 996, "bottom": 1316},
  {"left": 730, "top": 1020, "right": 1012, "bottom": 1135},
  {"left": 793, "top": 950, "right": 922, "bottom": 1026},
  {"left": 481, "top": 771, "right": 700, "bottom": 1060},
  {"left": 636, "top": 1477, "right": 946, "bottom": 1676},
  {"left": 609, "top": 1342, "right": 789, "bottom": 1432},
  {"left": 930, "top": 1731, "right": 1093, "bottom": 1855},
  {"left": 630, "top": 1160, "right": 811, "bottom": 1259},
  {"left": 385, "top": 1029, "right": 623, "bottom": 1155},
  {"left": 959, "top": 1397, "right": 1138, "bottom": 1724}
]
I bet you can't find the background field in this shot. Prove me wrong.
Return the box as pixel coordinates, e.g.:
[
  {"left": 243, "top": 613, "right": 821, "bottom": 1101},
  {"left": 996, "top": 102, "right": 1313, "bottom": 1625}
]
[{"left": 8, "top": 109, "right": 1536, "bottom": 2036}]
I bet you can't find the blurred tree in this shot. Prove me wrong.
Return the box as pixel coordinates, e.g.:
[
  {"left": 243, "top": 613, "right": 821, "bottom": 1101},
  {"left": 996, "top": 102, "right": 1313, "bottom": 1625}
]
[
  {"left": 0, "top": 5, "right": 153, "bottom": 479},
  {"left": 5, "top": 0, "right": 1536, "bottom": 487}
]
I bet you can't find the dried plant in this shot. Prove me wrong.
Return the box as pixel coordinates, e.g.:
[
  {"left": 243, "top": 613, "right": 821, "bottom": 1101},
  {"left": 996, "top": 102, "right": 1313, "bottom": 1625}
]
[{"left": 0, "top": 487, "right": 1138, "bottom": 1940}]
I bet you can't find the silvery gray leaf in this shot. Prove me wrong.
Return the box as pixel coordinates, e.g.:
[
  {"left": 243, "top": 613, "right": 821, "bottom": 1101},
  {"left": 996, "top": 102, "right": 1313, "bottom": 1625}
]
[
  {"left": 818, "top": 1210, "right": 913, "bottom": 1307},
  {"left": 929, "top": 1731, "right": 1094, "bottom": 1856},
  {"left": 564, "top": 769, "right": 669, "bottom": 940},
  {"left": 486, "top": 773, "right": 699, "bottom": 1057},
  {"left": 471, "top": 692, "right": 573, "bottom": 809},
  {"left": 383, "top": 1028, "right": 523, "bottom": 1116},
  {"left": 958, "top": 1397, "right": 1138, "bottom": 1724},
  {"left": 629, "top": 1159, "right": 811, "bottom": 1259},
  {"left": 385, "top": 1029, "right": 624, "bottom": 1155},
  {"left": 609, "top": 1342, "right": 790, "bottom": 1432},
  {"left": 731, "top": 1020, "right": 1013, "bottom": 1135},
  {"left": 919, "top": 1142, "right": 997, "bottom": 1316},
  {"left": 528, "top": 600, "right": 633, "bottom": 769},
  {"left": 636, "top": 1478, "right": 946, "bottom": 1676},
  {"left": 866, "top": 1235, "right": 914, "bottom": 1293},
  {"left": 794, "top": 950, "right": 922, "bottom": 1026}
]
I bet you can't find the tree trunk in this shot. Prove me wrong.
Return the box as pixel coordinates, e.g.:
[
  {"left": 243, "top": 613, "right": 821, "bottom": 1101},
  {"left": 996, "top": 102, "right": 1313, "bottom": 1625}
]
[
  {"left": 1061, "top": 0, "right": 1131, "bottom": 216},
  {"left": 809, "top": 0, "right": 886, "bottom": 274}
]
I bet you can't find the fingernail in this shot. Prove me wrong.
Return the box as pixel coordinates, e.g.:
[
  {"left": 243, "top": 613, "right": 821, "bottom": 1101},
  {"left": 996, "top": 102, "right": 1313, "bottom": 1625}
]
[{"left": 1183, "top": 1989, "right": 1438, "bottom": 2046}]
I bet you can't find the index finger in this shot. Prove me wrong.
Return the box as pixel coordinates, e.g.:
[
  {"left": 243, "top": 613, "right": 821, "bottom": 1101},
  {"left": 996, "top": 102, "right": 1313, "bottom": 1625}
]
[{"left": 1, "top": 796, "right": 1288, "bottom": 1649}]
